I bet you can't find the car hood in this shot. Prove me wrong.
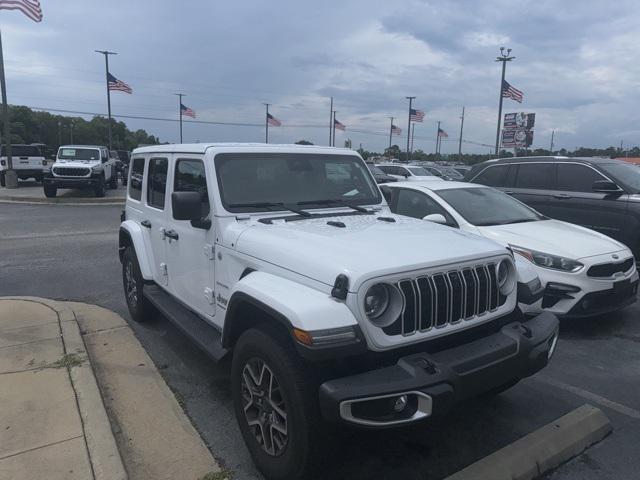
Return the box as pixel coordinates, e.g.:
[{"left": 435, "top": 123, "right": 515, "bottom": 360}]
[
  {"left": 234, "top": 212, "right": 508, "bottom": 291},
  {"left": 477, "top": 219, "right": 628, "bottom": 260},
  {"left": 54, "top": 159, "right": 101, "bottom": 166}
]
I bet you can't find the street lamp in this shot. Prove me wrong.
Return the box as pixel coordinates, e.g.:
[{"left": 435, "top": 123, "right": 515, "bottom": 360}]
[{"left": 494, "top": 47, "right": 515, "bottom": 155}]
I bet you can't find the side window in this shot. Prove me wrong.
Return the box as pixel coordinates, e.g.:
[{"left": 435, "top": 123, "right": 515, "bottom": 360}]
[
  {"left": 129, "top": 157, "right": 145, "bottom": 201},
  {"left": 473, "top": 165, "right": 509, "bottom": 187},
  {"left": 398, "top": 167, "right": 410, "bottom": 177},
  {"left": 147, "top": 157, "right": 168, "bottom": 209},
  {"left": 395, "top": 189, "right": 446, "bottom": 220},
  {"left": 556, "top": 164, "right": 606, "bottom": 192},
  {"left": 174, "top": 159, "right": 210, "bottom": 217},
  {"left": 514, "top": 163, "right": 554, "bottom": 189},
  {"left": 378, "top": 165, "right": 392, "bottom": 175}
]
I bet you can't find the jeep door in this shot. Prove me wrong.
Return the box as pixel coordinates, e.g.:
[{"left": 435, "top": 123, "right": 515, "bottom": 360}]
[
  {"left": 144, "top": 156, "right": 171, "bottom": 286},
  {"left": 100, "top": 148, "right": 112, "bottom": 180},
  {"left": 164, "top": 156, "right": 216, "bottom": 319},
  {"left": 545, "top": 162, "right": 630, "bottom": 242}
]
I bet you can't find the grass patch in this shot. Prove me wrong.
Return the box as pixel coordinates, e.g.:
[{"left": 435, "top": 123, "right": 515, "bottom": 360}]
[
  {"left": 199, "top": 470, "right": 233, "bottom": 480},
  {"left": 47, "top": 353, "right": 85, "bottom": 370}
]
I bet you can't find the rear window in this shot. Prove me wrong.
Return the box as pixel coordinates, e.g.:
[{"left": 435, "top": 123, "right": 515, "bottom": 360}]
[
  {"left": 58, "top": 148, "right": 100, "bottom": 161},
  {"left": 1, "top": 145, "right": 41, "bottom": 157}
]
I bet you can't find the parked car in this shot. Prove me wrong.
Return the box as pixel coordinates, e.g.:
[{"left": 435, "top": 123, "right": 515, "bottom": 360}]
[
  {"left": 367, "top": 164, "right": 397, "bottom": 184},
  {"left": 382, "top": 181, "right": 639, "bottom": 318},
  {"left": 465, "top": 156, "right": 640, "bottom": 260},
  {"left": 453, "top": 165, "right": 472, "bottom": 176},
  {"left": 43, "top": 145, "right": 117, "bottom": 197},
  {"left": 375, "top": 163, "right": 443, "bottom": 182},
  {"left": 119, "top": 143, "right": 558, "bottom": 480},
  {"left": 0, "top": 144, "right": 47, "bottom": 186},
  {"left": 422, "top": 165, "right": 464, "bottom": 181}
]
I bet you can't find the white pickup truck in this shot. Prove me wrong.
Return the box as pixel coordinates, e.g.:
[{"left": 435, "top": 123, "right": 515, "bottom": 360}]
[{"left": 118, "top": 143, "right": 559, "bottom": 480}]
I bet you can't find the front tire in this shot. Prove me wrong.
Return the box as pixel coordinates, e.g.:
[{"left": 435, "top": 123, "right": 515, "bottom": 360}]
[
  {"left": 232, "top": 325, "right": 323, "bottom": 480},
  {"left": 43, "top": 183, "right": 57, "bottom": 198},
  {"left": 0, "top": 172, "right": 5, "bottom": 187},
  {"left": 122, "top": 247, "right": 153, "bottom": 323},
  {"left": 94, "top": 177, "right": 106, "bottom": 197},
  {"left": 109, "top": 173, "right": 117, "bottom": 189}
]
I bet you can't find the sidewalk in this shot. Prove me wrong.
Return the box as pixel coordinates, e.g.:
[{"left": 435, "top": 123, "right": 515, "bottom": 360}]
[
  {"left": 0, "top": 298, "right": 222, "bottom": 480},
  {"left": 0, "top": 181, "right": 125, "bottom": 204}
]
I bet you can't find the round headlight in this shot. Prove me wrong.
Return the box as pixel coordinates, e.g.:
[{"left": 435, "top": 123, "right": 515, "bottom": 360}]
[
  {"left": 364, "top": 284, "right": 390, "bottom": 319},
  {"left": 497, "top": 259, "right": 516, "bottom": 295},
  {"left": 497, "top": 260, "right": 509, "bottom": 288}
]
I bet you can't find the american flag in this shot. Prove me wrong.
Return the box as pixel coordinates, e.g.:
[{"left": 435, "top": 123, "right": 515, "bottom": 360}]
[
  {"left": 0, "top": 0, "right": 42, "bottom": 22},
  {"left": 334, "top": 118, "right": 346, "bottom": 131},
  {"left": 267, "top": 113, "right": 281, "bottom": 126},
  {"left": 502, "top": 80, "right": 523, "bottom": 103},
  {"left": 107, "top": 73, "right": 132, "bottom": 94},
  {"left": 180, "top": 103, "right": 196, "bottom": 118},
  {"left": 391, "top": 124, "right": 402, "bottom": 135},
  {"left": 438, "top": 128, "right": 448, "bottom": 138},
  {"left": 410, "top": 108, "right": 425, "bottom": 122}
]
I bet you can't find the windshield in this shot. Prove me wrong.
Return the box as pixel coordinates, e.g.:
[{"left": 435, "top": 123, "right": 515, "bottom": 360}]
[
  {"left": 1, "top": 145, "right": 42, "bottom": 157},
  {"left": 442, "top": 167, "right": 464, "bottom": 180},
  {"left": 216, "top": 153, "right": 382, "bottom": 212},
  {"left": 57, "top": 148, "right": 100, "bottom": 161},
  {"left": 437, "top": 187, "right": 543, "bottom": 226},
  {"left": 408, "top": 167, "right": 431, "bottom": 176},
  {"left": 599, "top": 162, "right": 640, "bottom": 193},
  {"left": 368, "top": 165, "right": 386, "bottom": 175}
]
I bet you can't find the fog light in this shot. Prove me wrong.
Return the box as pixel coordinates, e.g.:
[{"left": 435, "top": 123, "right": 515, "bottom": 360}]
[{"left": 393, "top": 395, "right": 408, "bottom": 412}]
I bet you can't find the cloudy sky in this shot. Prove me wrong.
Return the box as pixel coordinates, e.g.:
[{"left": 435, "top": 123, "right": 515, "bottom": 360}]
[{"left": 3, "top": 0, "right": 639, "bottom": 153}]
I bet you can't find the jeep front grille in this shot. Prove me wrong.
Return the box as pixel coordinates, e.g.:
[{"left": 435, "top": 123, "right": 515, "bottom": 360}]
[
  {"left": 383, "top": 264, "right": 504, "bottom": 337},
  {"left": 52, "top": 166, "right": 90, "bottom": 177}
]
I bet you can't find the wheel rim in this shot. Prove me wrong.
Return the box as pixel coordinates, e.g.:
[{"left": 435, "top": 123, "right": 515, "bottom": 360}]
[
  {"left": 124, "top": 260, "right": 138, "bottom": 307},
  {"left": 241, "top": 357, "right": 288, "bottom": 456}
]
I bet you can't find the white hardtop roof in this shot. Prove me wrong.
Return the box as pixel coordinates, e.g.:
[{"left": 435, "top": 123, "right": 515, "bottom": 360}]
[
  {"left": 390, "top": 180, "right": 487, "bottom": 192},
  {"left": 59, "top": 145, "right": 106, "bottom": 149},
  {"left": 132, "top": 143, "right": 357, "bottom": 156}
]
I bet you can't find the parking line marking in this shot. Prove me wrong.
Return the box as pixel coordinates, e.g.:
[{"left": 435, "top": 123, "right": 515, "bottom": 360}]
[{"left": 535, "top": 376, "right": 640, "bottom": 420}]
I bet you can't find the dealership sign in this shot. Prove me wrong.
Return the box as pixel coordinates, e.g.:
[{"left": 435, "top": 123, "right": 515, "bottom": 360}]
[{"left": 502, "top": 112, "right": 535, "bottom": 148}]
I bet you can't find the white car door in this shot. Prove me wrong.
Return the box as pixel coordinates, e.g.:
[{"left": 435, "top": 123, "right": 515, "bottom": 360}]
[
  {"left": 164, "top": 155, "right": 216, "bottom": 319},
  {"left": 144, "top": 156, "right": 171, "bottom": 286}
]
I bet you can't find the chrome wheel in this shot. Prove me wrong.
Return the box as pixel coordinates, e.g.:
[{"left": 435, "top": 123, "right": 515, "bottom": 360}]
[
  {"left": 241, "top": 358, "right": 288, "bottom": 456},
  {"left": 124, "top": 260, "right": 137, "bottom": 306}
]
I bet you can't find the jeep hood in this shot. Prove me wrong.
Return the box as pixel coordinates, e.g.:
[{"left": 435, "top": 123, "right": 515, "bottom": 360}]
[
  {"left": 234, "top": 213, "right": 507, "bottom": 291},
  {"left": 55, "top": 159, "right": 100, "bottom": 166}
]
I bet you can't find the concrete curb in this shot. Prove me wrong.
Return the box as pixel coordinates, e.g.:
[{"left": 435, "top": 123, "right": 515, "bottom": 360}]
[
  {"left": 445, "top": 404, "right": 612, "bottom": 480},
  {"left": 3, "top": 297, "right": 128, "bottom": 480}
]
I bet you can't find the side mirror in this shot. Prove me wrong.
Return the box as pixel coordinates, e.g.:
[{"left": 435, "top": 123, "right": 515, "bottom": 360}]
[
  {"left": 423, "top": 213, "right": 447, "bottom": 224},
  {"left": 592, "top": 180, "right": 622, "bottom": 193},
  {"left": 172, "top": 191, "right": 211, "bottom": 229}
]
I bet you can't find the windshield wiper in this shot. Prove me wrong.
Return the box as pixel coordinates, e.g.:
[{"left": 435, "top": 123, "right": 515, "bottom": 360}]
[
  {"left": 228, "top": 202, "right": 311, "bottom": 217},
  {"left": 297, "top": 198, "right": 370, "bottom": 213}
]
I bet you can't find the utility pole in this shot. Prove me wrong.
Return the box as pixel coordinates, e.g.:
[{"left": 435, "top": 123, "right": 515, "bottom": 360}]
[
  {"left": 494, "top": 47, "right": 515, "bottom": 155},
  {"left": 57, "top": 121, "right": 62, "bottom": 147},
  {"left": 550, "top": 129, "right": 555, "bottom": 154},
  {"left": 410, "top": 123, "right": 415, "bottom": 154},
  {"left": 332, "top": 110, "right": 337, "bottom": 147},
  {"left": 70, "top": 121, "right": 74, "bottom": 144},
  {"left": 435, "top": 121, "right": 441, "bottom": 157},
  {"left": 458, "top": 106, "right": 465, "bottom": 161},
  {"left": 174, "top": 93, "right": 185, "bottom": 143},
  {"left": 405, "top": 96, "right": 415, "bottom": 162},
  {"left": 388, "top": 116, "right": 394, "bottom": 153},
  {"left": 0, "top": 29, "right": 16, "bottom": 188},
  {"left": 264, "top": 103, "right": 271, "bottom": 143},
  {"left": 329, "top": 97, "right": 333, "bottom": 146},
  {"left": 95, "top": 50, "right": 117, "bottom": 150}
]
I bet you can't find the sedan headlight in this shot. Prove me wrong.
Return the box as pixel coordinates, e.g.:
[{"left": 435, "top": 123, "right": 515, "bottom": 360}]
[
  {"left": 363, "top": 283, "right": 403, "bottom": 328},
  {"left": 510, "top": 245, "right": 583, "bottom": 273}
]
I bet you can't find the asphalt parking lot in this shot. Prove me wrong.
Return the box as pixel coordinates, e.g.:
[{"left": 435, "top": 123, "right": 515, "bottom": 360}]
[{"left": 1, "top": 196, "right": 640, "bottom": 479}]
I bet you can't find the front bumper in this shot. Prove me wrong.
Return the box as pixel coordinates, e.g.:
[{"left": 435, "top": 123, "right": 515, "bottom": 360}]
[
  {"left": 44, "top": 176, "right": 99, "bottom": 189},
  {"left": 318, "top": 311, "right": 558, "bottom": 427}
]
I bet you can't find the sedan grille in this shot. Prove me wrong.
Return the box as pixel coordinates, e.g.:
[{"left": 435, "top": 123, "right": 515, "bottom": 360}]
[
  {"left": 53, "top": 166, "right": 90, "bottom": 177},
  {"left": 384, "top": 264, "right": 504, "bottom": 337},
  {"left": 587, "top": 258, "right": 634, "bottom": 278}
]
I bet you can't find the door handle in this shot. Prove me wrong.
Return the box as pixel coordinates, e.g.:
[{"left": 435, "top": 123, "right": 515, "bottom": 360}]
[
  {"left": 140, "top": 220, "right": 152, "bottom": 228},
  {"left": 163, "top": 229, "right": 179, "bottom": 241},
  {"left": 553, "top": 194, "right": 572, "bottom": 199}
]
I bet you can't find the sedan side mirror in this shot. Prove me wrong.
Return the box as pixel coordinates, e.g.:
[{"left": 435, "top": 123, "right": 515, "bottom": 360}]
[
  {"left": 172, "top": 191, "right": 211, "bottom": 229},
  {"left": 592, "top": 180, "right": 622, "bottom": 193},
  {"left": 423, "top": 213, "right": 447, "bottom": 225}
]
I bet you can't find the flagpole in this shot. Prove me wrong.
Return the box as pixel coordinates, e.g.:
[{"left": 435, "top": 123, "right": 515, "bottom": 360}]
[
  {"left": 388, "top": 116, "right": 394, "bottom": 153},
  {"left": 435, "top": 121, "right": 440, "bottom": 157},
  {"left": 329, "top": 97, "right": 333, "bottom": 146},
  {"left": 410, "top": 123, "right": 415, "bottom": 155},
  {"left": 458, "top": 106, "right": 465, "bottom": 161},
  {"left": 0, "top": 28, "right": 16, "bottom": 188},
  {"left": 174, "top": 93, "right": 185, "bottom": 143},
  {"left": 95, "top": 50, "right": 117, "bottom": 150},
  {"left": 405, "top": 97, "right": 415, "bottom": 162},
  {"left": 332, "top": 111, "right": 337, "bottom": 147},
  {"left": 494, "top": 47, "right": 515, "bottom": 155},
  {"left": 264, "top": 103, "right": 270, "bottom": 144}
]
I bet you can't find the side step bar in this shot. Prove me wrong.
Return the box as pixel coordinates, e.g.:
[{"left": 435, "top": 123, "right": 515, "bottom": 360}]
[{"left": 143, "top": 284, "right": 228, "bottom": 362}]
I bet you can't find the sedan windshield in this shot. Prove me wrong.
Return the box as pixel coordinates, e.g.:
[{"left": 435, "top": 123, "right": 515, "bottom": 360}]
[
  {"left": 58, "top": 148, "right": 100, "bottom": 161},
  {"left": 368, "top": 165, "right": 386, "bottom": 175},
  {"left": 599, "top": 162, "right": 640, "bottom": 193},
  {"left": 408, "top": 167, "right": 431, "bottom": 176},
  {"left": 437, "top": 187, "right": 544, "bottom": 226},
  {"left": 216, "top": 153, "right": 381, "bottom": 212}
]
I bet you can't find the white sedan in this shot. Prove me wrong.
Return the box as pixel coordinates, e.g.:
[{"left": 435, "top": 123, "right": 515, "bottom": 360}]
[{"left": 381, "top": 181, "right": 639, "bottom": 318}]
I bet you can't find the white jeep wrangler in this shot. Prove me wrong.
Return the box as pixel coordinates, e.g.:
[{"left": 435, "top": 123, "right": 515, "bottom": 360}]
[
  {"left": 43, "top": 145, "right": 117, "bottom": 197},
  {"left": 118, "top": 143, "right": 559, "bottom": 480}
]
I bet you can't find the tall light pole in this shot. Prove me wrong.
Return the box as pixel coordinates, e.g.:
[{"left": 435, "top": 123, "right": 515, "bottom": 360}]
[
  {"left": 388, "top": 116, "right": 394, "bottom": 153},
  {"left": 458, "top": 106, "right": 465, "bottom": 161},
  {"left": 332, "top": 110, "right": 337, "bottom": 147},
  {"left": 175, "top": 93, "right": 185, "bottom": 143},
  {"left": 405, "top": 96, "right": 415, "bottom": 162},
  {"left": 494, "top": 47, "right": 515, "bottom": 155},
  {"left": 95, "top": 50, "right": 117, "bottom": 150},
  {"left": 550, "top": 129, "right": 555, "bottom": 154},
  {"left": 410, "top": 123, "right": 415, "bottom": 154},
  {"left": 264, "top": 103, "right": 270, "bottom": 143}
]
